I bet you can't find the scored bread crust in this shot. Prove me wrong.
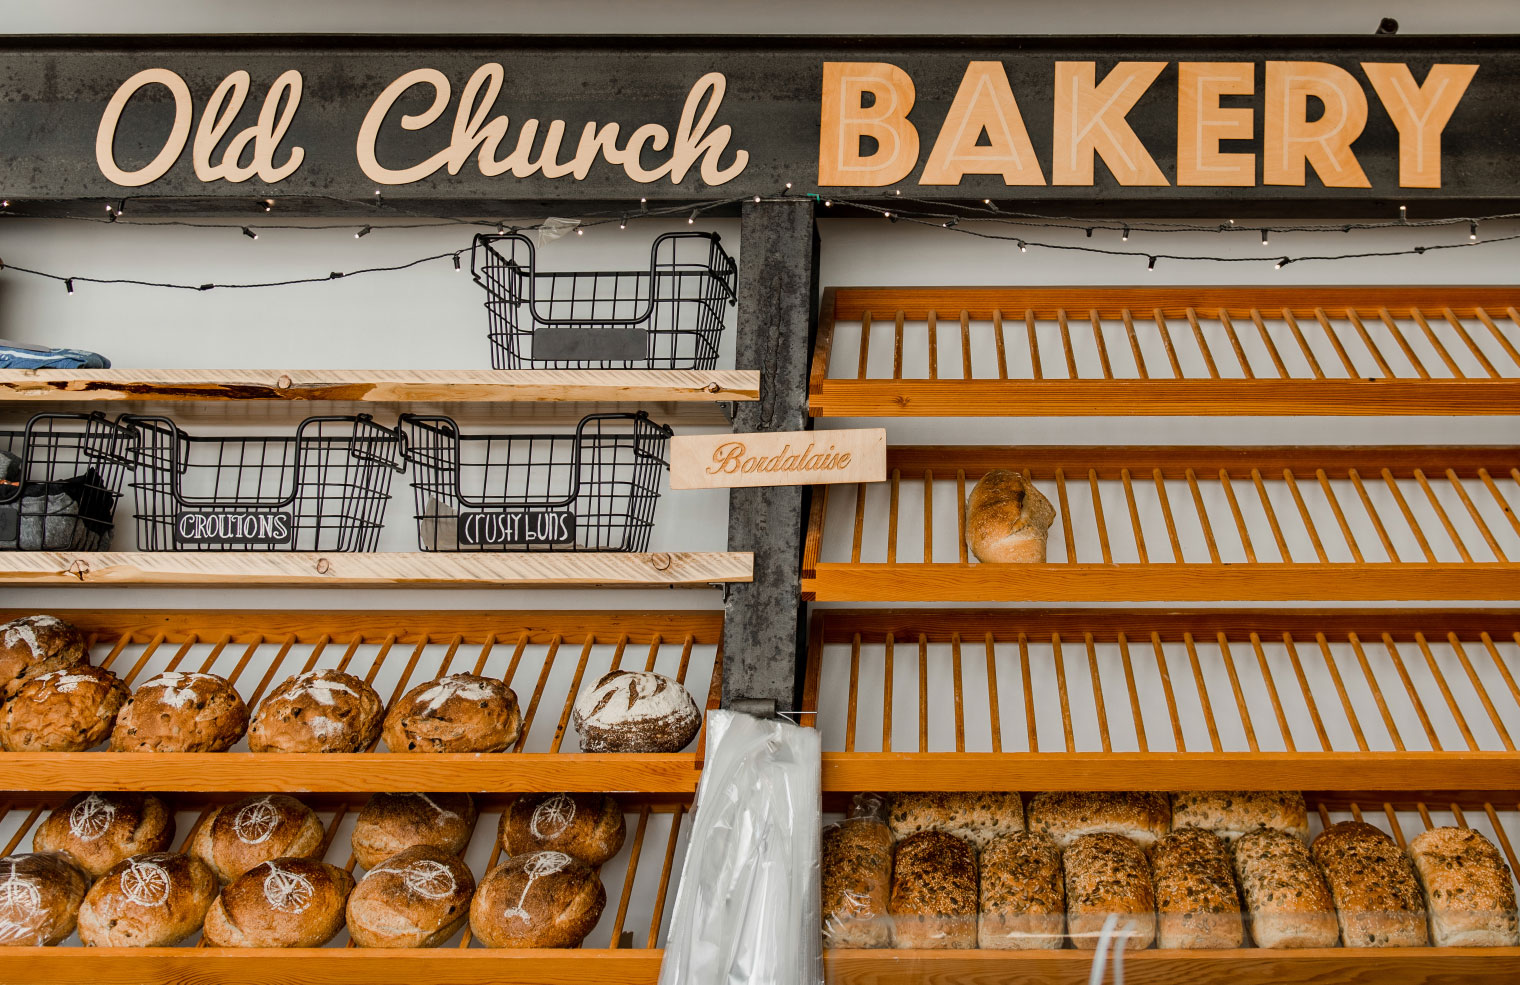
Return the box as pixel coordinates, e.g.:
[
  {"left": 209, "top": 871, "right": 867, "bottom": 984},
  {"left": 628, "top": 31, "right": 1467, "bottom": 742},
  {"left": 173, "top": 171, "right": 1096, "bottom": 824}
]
[
  {"left": 1151, "top": 827, "right": 1244, "bottom": 949},
  {"left": 0, "top": 615, "right": 87, "bottom": 698},
  {"left": 248, "top": 669, "right": 384, "bottom": 754},
  {"left": 822, "top": 814, "right": 894, "bottom": 948},
  {"left": 468, "top": 851, "right": 606, "bottom": 948},
  {"left": 108, "top": 671, "right": 249, "bottom": 753},
  {"left": 0, "top": 664, "right": 128, "bottom": 752},
  {"left": 965, "top": 470, "right": 1057, "bottom": 564},
  {"left": 1170, "top": 791, "right": 1309, "bottom": 843},
  {"left": 202, "top": 857, "right": 355, "bottom": 948},
  {"left": 888, "top": 830, "right": 978, "bottom": 949},
  {"left": 381, "top": 674, "right": 521, "bottom": 754},
  {"left": 1311, "top": 821, "right": 1428, "bottom": 947},
  {"left": 1407, "top": 826, "right": 1520, "bottom": 947},
  {"left": 0, "top": 851, "right": 89, "bottom": 946},
  {"left": 1064, "top": 833, "right": 1157, "bottom": 950},
  {"left": 191, "top": 794, "right": 325, "bottom": 884},
  {"left": 32, "top": 792, "right": 176, "bottom": 879},
  {"left": 1027, "top": 792, "right": 1171, "bottom": 848},
  {"left": 351, "top": 792, "right": 477, "bottom": 871},
  {"left": 886, "top": 792, "right": 1024, "bottom": 851},
  {"left": 571, "top": 670, "right": 701, "bottom": 753},
  {"left": 76, "top": 851, "right": 218, "bottom": 947},
  {"left": 978, "top": 831, "right": 1064, "bottom": 950},
  {"left": 1232, "top": 828, "right": 1339, "bottom": 948},
  {"left": 347, "top": 845, "right": 476, "bottom": 948},
  {"left": 500, "top": 793, "right": 626, "bottom": 866}
]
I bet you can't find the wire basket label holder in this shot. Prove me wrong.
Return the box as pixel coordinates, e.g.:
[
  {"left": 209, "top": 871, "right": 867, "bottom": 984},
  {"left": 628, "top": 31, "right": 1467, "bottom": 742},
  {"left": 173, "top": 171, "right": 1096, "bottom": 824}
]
[
  {"left": 457, "top": 509, "right": 576, "bottom": 547},
  {"left": 0, "top": 412, "right": 135, "bottom": 551}
]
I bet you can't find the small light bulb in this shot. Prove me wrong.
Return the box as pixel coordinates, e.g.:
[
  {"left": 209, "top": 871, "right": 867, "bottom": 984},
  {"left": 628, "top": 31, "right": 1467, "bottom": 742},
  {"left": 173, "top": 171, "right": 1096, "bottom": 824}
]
[
  {"left": 1261, "top": 229, "right": 1270, "bottom": 245},
  {"left": 496, "top": 223, "right": 505, "bottom": 235},
  {"left": 641, "top": 197, "right": 647, "bottom": 203},
  {"left": 1275, "top": 258, "right": 1288, "bottom": 269},
  {"left": 1469, "top": 221, "right": 1478, "bottom": 241},
  {"left": 1085, "top": 228, "right": 1093, "bottom": 237},
  {"left": 883, "top": 211, "right": 891, "bottom": 219},
  {"left": 105, "top": 204, "right": 113, "bottom": 213},
  {"left": 754, "top": 195, "right": 761, "bottom": 203},
  {"left": 1121, "top": 226, "right": 1130, "bottom": 242},
  {"left": 983, "top": 199, "right": 991, "bottom": 205},
  {"left": 1, "top": 200, "right": 8, "bottom": 208},
  {"left": 355, "top": 225, "right": 371, "bottom": 238},
  {"left": 263, "top": 199, "right": 273, "bottom": 212},
  {"left": 894, "top": 188, "right": 901, "bottom": 196},
  {"left": 242, "top": 227, "right": 257, "bottom": 240},
  {"left": 453, "top": 255, "right": 462, "bottom": 271},
  {"left": 619, "top": 220, "right": 626, "bottom": 229},
  {"left": 576, "top": 227, "right": 584, "bottom": 236},
  {"left": 1019, "top": 242, "right": 1027, "bottom": 253},
  {"left": 1399, "top": 204, "right": 1408, "bottom": 221},
  {"left": 824, "top": 199, "right": 832, "bottom": 207},
  {"left": 785, "top": 182, "right": 793, "bottom": 189},
  {"left": 688, "top": 209, "right": 698, "bottom": 224},
  {"left": 1228, "top": 218, "right": 1236, "bottom": 226},
  {"left": 66, "top": 278, "right": 75, "bottom": 295},
  {"left": 1147, "top": 256, "right": 1156, "bottom": 271}
]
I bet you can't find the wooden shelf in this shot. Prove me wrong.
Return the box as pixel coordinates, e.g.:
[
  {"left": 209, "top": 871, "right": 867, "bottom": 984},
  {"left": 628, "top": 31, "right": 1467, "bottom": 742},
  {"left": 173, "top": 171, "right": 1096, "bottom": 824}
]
[
  {"left": 801, "top": 445, "right": 1520, "bottom": 602},
  {"left": 0, "top": 550, "right": 751, "bottom": 588},
  {"left": 0, "top": 792, "right": 686, "bottom": 982},
  {"left": 803, "top": 608, "right": 1520, "bottom": 792},
  {"left": 809, "top": 286, "right": 1520, "bottom": 417},
  {"left": 0, "top": 608, "right": 720, "bottom": 793}
]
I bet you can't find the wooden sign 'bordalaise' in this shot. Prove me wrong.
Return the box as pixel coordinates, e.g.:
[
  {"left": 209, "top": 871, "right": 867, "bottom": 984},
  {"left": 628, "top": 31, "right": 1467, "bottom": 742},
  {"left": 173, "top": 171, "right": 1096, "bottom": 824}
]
[{"left": 669, "top": 429, "right": 885, "bottom": 490}]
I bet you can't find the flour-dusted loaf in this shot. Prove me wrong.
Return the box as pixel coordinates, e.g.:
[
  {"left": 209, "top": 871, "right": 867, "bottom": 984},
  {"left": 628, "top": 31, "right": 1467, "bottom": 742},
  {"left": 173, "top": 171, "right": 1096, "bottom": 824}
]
[
  {"left": 248, "top": 669, "right": 384, "bottom": 754},
  {"left": 888, "top": 830, "right": 978, "bottom": 949},
  {"left": 202, "top": 857, "right": 355, "bottom": 947},
  {"left": 886, "top": 792, "right": 1024, "bottom": 851},
  {"left": 191, "top": 794, "right": 325, "bottom": 884},
  {"left": 1232, "top": 828, "right": 1339, "bottom": 948},
  {"left": 965, "top": 470, "right": 1057, "bottom": 563},
  {"left": 0, "top": 851, "right": 89, "bottom": 946},
  {"left": 1064, "top": 833, "right": 1157, "bottom": 950},
  {"left": 347, "top": 845, "right": 476, "bottom": 948},
  {"left": 1407, "top": 826, "right": 1520, "bottom": 947},
  {"left": 1151, "top": 827, "right": 1243, "bottom": 949},
  {"left": 500, "top": 793, "right": 625, "bottom": 866},
  {"left": 821, "top": 794, "right": 894, "bottom": 949},
  {"left": 572, "top": 670, "right": 701, "bottom": 753},
  {"left": 108, "top": 671, "right": 249, "bottom": 753},
  {"left": 1311, "top": 821, "right": 1428, "bottom": 947},
  {"left": 0, "top": 664, "right": 128, "bottom": 751},
  {"left": 978, "top": 831, "right": 1064, "bottom": 950},
  {"left": 1171, "top": 791, "right": 1309, "bottom": 843},
  {"left": 0, "top": 615, "right": 87, "bottom": 698},
  {"left": 1027, "top": 792, "right": 1170, "bottom": 848},
  {"left": 76, "top": 851, "right": 219, "bottom": 947},
  {"left": 351, "top": 792, "right": 477, "bottom": 871},
  {"left": 469, "top": 850, "right": 606, "bottom": 948},
  {"left": 33, "top": 791, "right": 176, "bottom": 879},
  {"left": 381, "top": 674, "right": 520, "bottom": 754}
]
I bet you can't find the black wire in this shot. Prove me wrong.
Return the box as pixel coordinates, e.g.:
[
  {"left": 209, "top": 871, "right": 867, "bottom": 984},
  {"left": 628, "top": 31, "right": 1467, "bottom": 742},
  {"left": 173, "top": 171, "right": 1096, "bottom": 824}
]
[{"left": 0, "top": 250, "right": 469, "bottom": 291}]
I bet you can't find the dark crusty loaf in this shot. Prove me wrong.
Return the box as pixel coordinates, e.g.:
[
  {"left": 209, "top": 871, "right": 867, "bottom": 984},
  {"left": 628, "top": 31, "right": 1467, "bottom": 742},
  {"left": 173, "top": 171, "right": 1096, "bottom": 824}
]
[
  {"left": 32, "top": 791, "right": 176, "bottom": 879},
  {"left": 108, "top": 671, "right": 249, "bottom": 753},
  {"left": 191, "top": 794, "right": 325, "bottom": 884},
  {"left": 572, "top": 670, "right": 701, "bottom": 753},
  {"left": 822, "top": 808, "right": 894, "bottom": 948},
  {"left": 0, "top": 851, "right": 89, "bottom": 946},
  {"left": 248, "top": 669, "right": 384, "bottom": 754},
  {"left": 469, "top": 850, "right": 606, "bottom": 948},
  {"left": 1232, "top": 828, "right": 1339, "bottom": 948},
  {"left": 1171, "top": 791, "right": 1309, "bottom": 843},
  {"left": 965, "top": 470, "right": 1057, "bottom": 563},
  {"left": 888, "top": 830, "right": 978, "bottom": 949},
  {"left": 887, "top": 792, "right": 1024, "bottom": 850},
  {"left": 500, "top": 793, "right": 625, "bottom": 866},
  {"left": 1151, "top": 827, "right": 1243, "bottom": 949},
  {"left": 0, "top": 664, "right": 128, "bottom": 751},
  {"left": 76, "top": 851, "right": 218, "bottom": 947},
  {"left": 1064, "top": 833, "right": 1157, "bottom": 950},
  {"left": 0, "top": 615, "right": 87, "bottom": 698},
  {"left": 347, "top": 845, "right": 476, "bottom": 948},
  {"left": 1407, "top": 826, "right": 1520, "bottom": 947},
  {"left": 1028, "top": 792, "right": 1170, "bottom": 848},
  {"left": 1311, "top": 821, "right": 1427, "bottom": 947},
  {"left": 202, "top": 856, "right": 355, "bottom": 947},
  {"left": 978, "top": 831, "right": 1064, "bottom": 950},
  {"left": 381, "top": 674, "right": 520, "bottom": 754},
  {"left": 351, "top": 792, "right": 477, "bottom": 871}
]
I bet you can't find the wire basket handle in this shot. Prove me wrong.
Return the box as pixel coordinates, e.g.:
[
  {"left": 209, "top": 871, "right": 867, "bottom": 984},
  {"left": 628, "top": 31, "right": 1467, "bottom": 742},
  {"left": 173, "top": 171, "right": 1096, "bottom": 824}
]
[{"left": 0, "top": 412, "right": 137, "bottom": 506}]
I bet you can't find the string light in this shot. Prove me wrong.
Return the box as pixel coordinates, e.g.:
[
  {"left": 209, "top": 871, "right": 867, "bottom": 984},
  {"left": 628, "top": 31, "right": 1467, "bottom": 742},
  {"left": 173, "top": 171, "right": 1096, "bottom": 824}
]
[
  {"left": 354, "top": 225, "right": 371, "bottom": 238},
  {"left": 575, "top": 227, "right": 584, "bottom": 235},
  {"left": 1400, "top": 204, "right": 1408, "bottom": 222},
  {"left": 619, "top": 218, "right": 627, "bottom": 229},
  {"left": 241, "top": 227, "right": 257, "bottom": 240},
  {"left": 1147, "top": 256, "right": 1157, "bottom": 271},
  {"left": 65, "top": 278, "right": 74, "bottom": 295},
  {"left": 452, "top": 254, "right": 462, "bottom": 271},
  {"left": 1261, "top": 229, "right": 1270, "bottom": 245},
  {"left": 824, "top": 199, "right": 832, "bottom": 207},
  {"left": 1275, "top": 258, "right": 1291, "bottom": 269},
  {"left": 1121, "top": 226, "right": 1129, "bottom": 242},
  {"left": 688, "top": 209, "right": 698, "bottom": 224},
  {"left": 262, "top": 200, "right": 273, "bottom": 212},
  {"left": 1019, "top": 241, "right": 1027, "bottom": 253},
  {"left": 1470, "top": 221, "right": 1479, "bottom": 241}
]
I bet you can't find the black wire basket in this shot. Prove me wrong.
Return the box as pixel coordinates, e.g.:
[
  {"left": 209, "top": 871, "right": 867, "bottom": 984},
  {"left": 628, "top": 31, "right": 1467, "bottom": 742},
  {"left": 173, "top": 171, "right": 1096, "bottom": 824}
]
[
  {"left": 399, "top": 412, "right": 673, "bottom": 552},
  {"left": 471, "top": 230, "right": 737, "bottom": 370},
  {"left": 0, "top": 412, "right": 136, "bottom": 551},
  {"left": 122, "top": 414, "right": 405, "bottom": 552}
]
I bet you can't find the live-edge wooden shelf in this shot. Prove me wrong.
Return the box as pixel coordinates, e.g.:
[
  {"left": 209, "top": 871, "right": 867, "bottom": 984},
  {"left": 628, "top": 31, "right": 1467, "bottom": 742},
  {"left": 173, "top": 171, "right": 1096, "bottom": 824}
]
[{"left": 809, "top": 286, "right": 1520, "bottom": 417}]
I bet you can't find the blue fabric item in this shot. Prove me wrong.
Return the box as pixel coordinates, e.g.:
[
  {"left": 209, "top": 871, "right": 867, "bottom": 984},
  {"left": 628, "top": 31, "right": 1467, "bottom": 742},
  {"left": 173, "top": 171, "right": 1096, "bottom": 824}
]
[{"left": 0, "top": 343, "right": 111, "bottom": 369}]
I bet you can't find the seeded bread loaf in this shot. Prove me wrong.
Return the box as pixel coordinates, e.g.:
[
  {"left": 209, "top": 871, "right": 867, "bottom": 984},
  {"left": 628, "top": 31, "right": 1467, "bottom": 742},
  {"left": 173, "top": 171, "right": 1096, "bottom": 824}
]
[
  {"left": 888, "top": 830, "right": 978, "bottom": 949},
  {"left": 1027, "top": 792, "right": 1170, "bottom": 848},
  {"left": 571, "top": 670, "right": 701, "bottom": 753},
  {"left": 821, "top": 795, "right": 894, "bottom": 949},
  {"left": 1151, "top": 827, "right": 1243, "bottom": 949},
  {"left": 76, "top": 851, "right": 218, "bottom": 947},
  {"left": 381, "top": 674, "right": 520, "bottom": 754},
  {"left": 0, "top": 664, "right": 127, "bottom": 751},
  {"left": 978, "top": 831, "right": 1064, "bottom": 950},
  {"left": 500, "top": 793, "right": 625, "bottom": 866},
  {"left": 965, "top": 470, "right": 1057, "bottom": 563},
  {"left": 1064, "top": 833, "right": 1157, "bottom": 950},
  {"left": 108, "top": 671, "right": 249, "bottom": 753},
  {"left": 191, "top": 794, "right": 325, "bottom": 884},
  {"left": 886, "top": 792, "right": 1024, "bottom": 850},
  {"left": 32, "top": 791, "right": 176, "bottom": 879},
  {"left": 0, "top": 615, "right": 87, "bottom": 698},
  {"left": 1311, "top": 821, "right": 1427, "bottom": 947},
  {"left": 351, "top": 792, "right": 477, "bottom": 871},
  {"left": 1232, "top": 828, "right": 1339, "bottom": 948},
  {"left": 348, "top": 845, "right": 476, "bottom": 948},
  {"left": 469, "top": 850, "right": 606, "bottom": 948},
  {"left": 202, "top": 857, "right": 355, "bottom": 947},
  {"left": 1407, "top": 826, "right": 1520, "bottom": 947},
  {"left": 0, "top": 851, "right": 89, "bottom": 946},
  {"left": 1171, "top": 791, "right": 1309, "bottom": 843},
  {"left": 248, "top": 669, "right": 384, "bottom": 754}
]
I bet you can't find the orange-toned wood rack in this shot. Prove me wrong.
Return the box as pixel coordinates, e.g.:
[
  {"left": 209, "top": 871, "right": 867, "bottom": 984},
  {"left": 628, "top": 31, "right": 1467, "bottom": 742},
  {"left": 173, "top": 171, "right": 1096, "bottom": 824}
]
[
  {"left": 0, "top": 792, "right": 686, "bottom": 983},
  {"left": 803, "top": 608, "right": 1520, "bottom": 792},
  {"left": 801, "top": 444, "right": 1520, "bottom": 602},
  {"left": 808, "top": 286, "right": 1520, "bottom": 417},
  {"left": 0, "top": 609, "right": 719, "bottom": 793}
]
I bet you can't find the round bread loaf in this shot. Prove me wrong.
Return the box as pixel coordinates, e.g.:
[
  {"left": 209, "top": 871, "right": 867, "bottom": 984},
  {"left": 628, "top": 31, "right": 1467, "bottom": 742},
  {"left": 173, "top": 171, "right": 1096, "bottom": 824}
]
[
  {"left": 202, "top": 856, "right": 355, "bottom": 947},
  {"left": 347, "top": 845, "right": 476, "bottom": 948},
  {"left": 469, "top": 850, "right": 606, "bottom": 948},
  {"left": 191, "top": 794, "right": 325, "bottom": 884},
  {"left": 351, "top": 792, "right": 477, "bottom": 870},
  {"left": 0, "top": 664, "right": 128, "bottom": 752},
  {"left": 965, "top": 470, "right": 1057, "bottom": 563},
  {"left": 32, "top": 792, "right": 176, "bottom": 879},
  {"left": 500, "top": 793, "right": 625, "bottom": 866},
  {"left": 571, "top": 670, "right": 700, "bottom": 753},
  {"left": 108, "top": 671, "right": 249, "bottom": 753},
  {"left": 249, "top": 669, "right": 385, "bottom": 754},
  {"left": 0, "top": 851, "right": 89, "bottom": 946},
  {"left": 76, "top": 851, "right": 218, "bottom": 947},
  {"left": 381, "top": 674, "right": 520, "bottom": 754},
  {"left": 0, "top": 615, "right": 87, "bottom": 698}
]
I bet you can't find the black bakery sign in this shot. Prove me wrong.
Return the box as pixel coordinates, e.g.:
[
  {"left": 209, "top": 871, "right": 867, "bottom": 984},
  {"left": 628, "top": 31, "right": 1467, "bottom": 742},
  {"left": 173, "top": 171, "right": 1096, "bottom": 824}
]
[{"left": 1, "top": 35, "right": 1516, "bottom": 207}]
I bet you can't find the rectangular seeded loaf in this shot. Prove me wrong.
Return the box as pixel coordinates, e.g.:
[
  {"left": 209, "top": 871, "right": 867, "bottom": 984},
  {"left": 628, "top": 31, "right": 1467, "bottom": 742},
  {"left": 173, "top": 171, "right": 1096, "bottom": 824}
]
[
  {"left": 1311, "top": 821, "right": 1428, "bottom": 947},
  {"left": 1064, "top": 833, "right": 1156, "bottom": 950},
  {"left": 1232, "top": 828, "right": 1339, "bottom": 948},
  {"left": 1151, "top": 828, "right": 1244, "bottom": 949},
  {"left": 1407, "top": 826, "right": 1520, "bottom": 947},
  {"left": 821, "top": 809, "right": 894, "bottom": 948},
  {"left": 887, "top": 792, "right": 1024, "bottom": 850},
  {"left": 889, "top": 830, "right": 978, "bottom": 948},
  {"left": 1171, "top": 791, "right": 1309, "bottom": 843},
  {"left": 1027, "top": 792, "right": 1170, "bottom": 848},
  {"left": 978, "top": 831, "right": 1064, "bottom": 949}
]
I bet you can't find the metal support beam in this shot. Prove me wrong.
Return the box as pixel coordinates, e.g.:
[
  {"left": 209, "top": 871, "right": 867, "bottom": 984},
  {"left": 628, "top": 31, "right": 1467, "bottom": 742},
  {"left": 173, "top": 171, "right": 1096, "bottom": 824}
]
[{"left": 720, "top": 198, "right": 819, "bottom": 710}]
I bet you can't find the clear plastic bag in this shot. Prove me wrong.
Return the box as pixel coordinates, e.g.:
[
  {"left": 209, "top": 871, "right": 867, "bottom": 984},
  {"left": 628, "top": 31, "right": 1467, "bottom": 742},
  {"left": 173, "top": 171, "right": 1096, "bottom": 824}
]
[
  {"left": 658, "top": 709, "right": 823, "bottom": 985},
  {"left": 821, "top": 793, "right": 894, "bottom": 948}
]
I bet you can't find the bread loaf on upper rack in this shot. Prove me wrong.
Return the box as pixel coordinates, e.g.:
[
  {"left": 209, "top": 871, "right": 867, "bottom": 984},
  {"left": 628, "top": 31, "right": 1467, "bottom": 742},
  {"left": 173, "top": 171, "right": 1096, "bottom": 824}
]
[
  {"left": 108, "top": 671, "right": 249, "bottom": 753},
  {"left": 0, "top": 665, "right": 128, "bottom": 752},
  {"left": 965, "top": 470, "right": 1057, "bottom": 563},
  {"left": 0, "top": 615, "right": 86, "bottom": 698}
]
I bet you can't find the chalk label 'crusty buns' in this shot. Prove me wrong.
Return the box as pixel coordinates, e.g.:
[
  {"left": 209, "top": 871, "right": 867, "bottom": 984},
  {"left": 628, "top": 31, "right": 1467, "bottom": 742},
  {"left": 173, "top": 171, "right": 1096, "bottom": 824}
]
[
  {"left": 347, "top": 845, "right": 476, "bottom": 948},
  {"left": 351, "top": 792, "right": 477, "bottom": 871},
  {"left": 1407, "top": 826, "right": 1520, "bottom": 947},
  {"left": 381, "top": 674, "right": 521, "bottom": 754},
  {"left": 1027, "top": 792, "right": 1171, "bottom": 848},
  {"left": 1232, "top": 828, "right": 1341, "bottom": 949},
  {"left": 886, "top": 792, "right": 1024, "bottom": 850},
  {"left": 0, "top": 615, "right": 87, "bottom": 698},
  {"left": 249, "top": 669, "right": 384, "bottom": 754},
  {"left": 500, "top": 793, "right": 626, "bottom": 866},
  {"left": 32, "top": 791, "right": 176, "bottom": 879},
  {"left": 965, "top": 470, "right": 1057, "bottom": 563},
  {"left": 108, "top": 671, "right": 249, "bottom": 753},
  {"left": 469, "top": 850, "right": 606, "bottom": 948},
  {"left": 571, "top": 670, "right": 701, "bottom": 753},
  {"left": 76, "top": 851, "right": 218, "bottom": 947},
  {"left": 0, "top": 851, "right": 89, "bottom": 946},
  {"left": 202, "top": 857, "right": 355, "bottom": 948},
  {"left": 978, "top": 831, "right": 1065, "bottom": 950},
  {"left": 1151, "top": 828, "right": 1243, "bottom": 949},
  {"left": 1171, "top": 791, "right": 1309, "bottom": 843},
  {"left": 0, "top": 664, "right": 128, "bottom": 752},
  {"left": 191, "top": 794, "right": 325, "bottom": 884},
  {"left": 889, "top": 830, "right": 978, "bottom": 949},
  {"left": 1064, "top": 833, "right": 1157, "bottom": 950},
  {"left": 821, "top": 804, "right": 894, "bottom": 949},
  {"left": 1311, "top": 821, "right": 1428, "bottom": 947}
]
